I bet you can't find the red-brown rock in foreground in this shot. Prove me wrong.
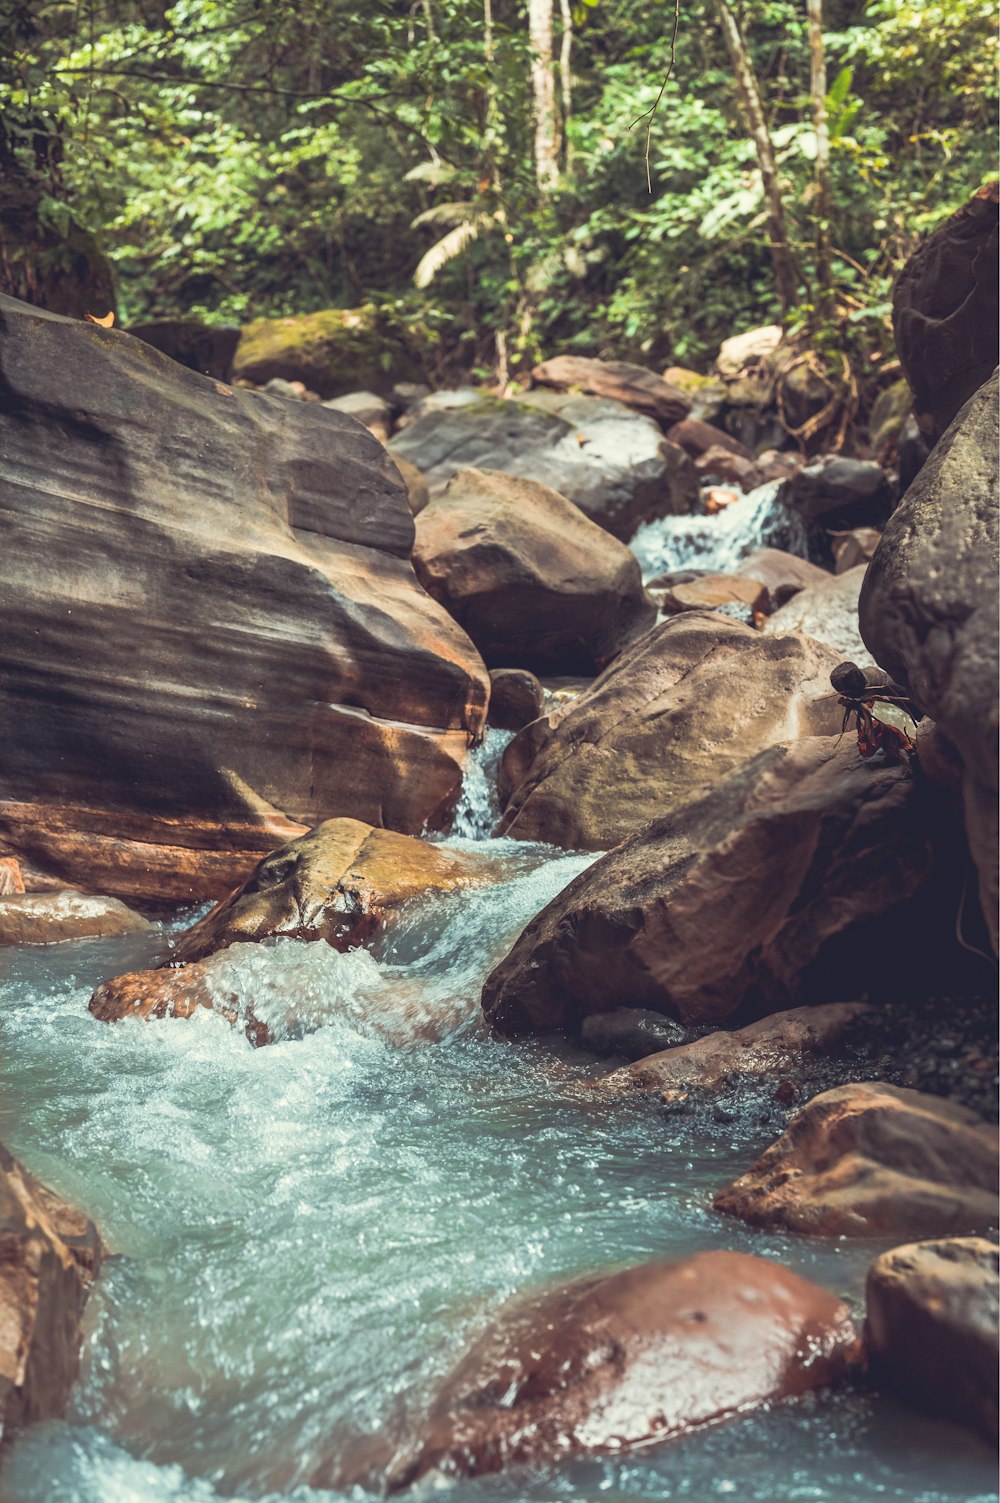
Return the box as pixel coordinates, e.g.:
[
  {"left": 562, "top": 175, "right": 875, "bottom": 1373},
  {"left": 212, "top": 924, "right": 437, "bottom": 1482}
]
[
  {"left": 714, "top": 1083, "right": 999, "bottom": 1238},
  {"left": 0, "top": 1143, "right": 103, "bottom": 1443},
  {"left": 316, "top": 1250, "right": 859, "bottom": 1491},
  {"left": 865, "top": 1237, "right": 999, "bottom": 1441}
]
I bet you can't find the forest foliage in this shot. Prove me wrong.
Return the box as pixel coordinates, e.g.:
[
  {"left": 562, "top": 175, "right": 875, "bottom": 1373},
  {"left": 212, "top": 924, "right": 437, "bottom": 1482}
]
[{"left": 2, "top": 0, "right": 996, "bottom": 375}]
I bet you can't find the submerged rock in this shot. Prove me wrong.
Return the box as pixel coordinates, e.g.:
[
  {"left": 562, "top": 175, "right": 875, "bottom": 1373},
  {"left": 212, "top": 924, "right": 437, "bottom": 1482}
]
[
  {"left": 0, "top": 295, "right": 488, "bottom": 903},
  {"left": 496, "top": 614, "right": 840, "bottom": 851},
  {"left": 529, "top": 354, "right": 691, "bottom": 429},
  {"left": 318, "top": 1250, "right": 859, "bottom": 1491},
  {"left": 865, "top": 1237, "right": 999, "bottom": 1441},
  {"left": 389, "top": 394, "right": 697, "bottom": 541},
  {"left": 413, "top": 468, "right": 655, "bottom": 673},
  {"left": 0, "top": 1144, "right": 103, "bottom": 1444},
  {"left": 579, "top": 1008, "right": 687, "bottom": 1060},
  {"left": 484, "top": 737, "right": 933, "bottom": 1035},
  {"left": 859, "top": 369, "right": 999, "bottom": 945},
  {"left": 0, "top": 890, "right": 150, "bottom": 946},
  {"left": 714, "top": 1083, "right": 999, "bottom": 1238}
]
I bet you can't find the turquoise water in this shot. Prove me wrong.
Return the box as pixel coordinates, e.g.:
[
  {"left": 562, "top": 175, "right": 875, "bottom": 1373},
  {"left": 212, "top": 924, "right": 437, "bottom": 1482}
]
[{"left": 0, "top": 835, "right": 994, "bottom": 1503}]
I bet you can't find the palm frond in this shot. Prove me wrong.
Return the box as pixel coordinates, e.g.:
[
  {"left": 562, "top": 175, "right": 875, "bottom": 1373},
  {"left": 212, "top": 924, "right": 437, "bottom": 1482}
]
[{"left": 413, "top": 220, "right": 482, "bottom": 288}]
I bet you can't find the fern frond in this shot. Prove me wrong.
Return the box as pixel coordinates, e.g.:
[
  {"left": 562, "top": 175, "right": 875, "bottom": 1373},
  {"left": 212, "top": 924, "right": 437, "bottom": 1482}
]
[
  {"left": 411, "top": 201, "right": 481, "bottom": 229},
  {"left": 413, "top": 220, "right": 482, "bottom": 288}
]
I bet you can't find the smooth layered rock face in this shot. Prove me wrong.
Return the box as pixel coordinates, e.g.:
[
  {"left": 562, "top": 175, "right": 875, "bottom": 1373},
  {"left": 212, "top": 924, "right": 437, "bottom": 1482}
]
[
  {"left": 859, "top": 370, "right": 1000, "bottom": 944},
  {"left": 893, "top": 181, "right": 999, "bottom": 440},
  {"left": 496, "top": 615, "right": 841, "bottom": 851},
  {"left": 866, "top": 1238, "right": 999, "bottom": 1441},
  {"left": 321, "top": 1250, "right": 858, "bottom": 1492},
  {"left": 413, "top": 468, "right": 656, "bottom": 674},
  {"left": 389, "top": 394, "right": 697, "bottom": 541},
  {"left": 0, "top": 891, "right": 151, "bottom": 946},
  {"left": 483, "top": 738, "right": 934, "bottom": 1036},
  {"left": 763, "top": 565, "right": 873, "bottom": 666},
  {"left": 714, "top": 1083, "right": 999, "bottom": 1238},
  {"left": 529, "top": 355, "right": 691, "bottom": 429},
  {"left": 0, "top": 1144, "right": 103, "bottom": 1443},
  {"left": 0, "top": 296, "right": 488, "bottom": 902}
]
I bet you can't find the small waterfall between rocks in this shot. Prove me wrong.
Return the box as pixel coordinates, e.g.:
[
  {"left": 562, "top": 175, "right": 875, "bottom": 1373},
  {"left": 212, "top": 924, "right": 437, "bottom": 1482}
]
[{"left": 630, "top": 481, "right": 809, "bottom": 581}]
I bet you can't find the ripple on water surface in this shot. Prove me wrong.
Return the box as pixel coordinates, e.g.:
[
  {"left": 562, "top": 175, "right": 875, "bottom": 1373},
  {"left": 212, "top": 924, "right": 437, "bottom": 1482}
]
[{"left": 0, "top": 839, "right": 993, "bottom": 1503}]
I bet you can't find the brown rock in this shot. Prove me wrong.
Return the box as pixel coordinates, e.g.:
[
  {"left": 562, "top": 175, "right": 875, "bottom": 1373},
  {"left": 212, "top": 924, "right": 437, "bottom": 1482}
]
[
  {"left": 694, "top": 446, "right": 763, "bottom": 491},
  {"left": 392, "top": 454, "right": 430, "bottom": 516},
  {"left": 859, "top": 370, "right": 999, "bottom": 945},
  {"left": 740, "top": 547, "right": 831, "bottom": 608},
  {"left": 783, "top": 456, "right": 893, "bottom": 528},
  {"left": 607, "top": 1003, "right": 867, "bottom": 1097},
  {"left": 866, "top": 1238, "right": 999, "bottom": 1441},
  {"left": 0, "top": 859, "right": 24, "bottom": 895},
  {"left": 89, "top": 960, "right": 232, "bottom": 1026},
  {"left": 893, "top": 181, "right": 999, "bottom": 441},
  {"left": 0, "top": 295, "right": 488, "bottom": 902},
  {"left": 0, "top": 1143, "right": 103, "bottom": 1442},
  {"left": 579, "top": 1008, "right": 687, "bottom": 1060},
  {"left": 665, "top": 418, "right": 751, "bottom": 460},
  {"left": 714, "top": 1083, "right": 999, "bottom": 1238},
  {"left": 0, "top": 890, "right": 151, "bottom": 946},
  {"left": 496, "top": 614, "right": 841, "bottom": 851},
  {"left": 530, "top": 355, "right": 691, "bottom": 429},
  {"left": 655, "top": 573, "right": 768, "bottom": 618},
  {"left": 829, "top": 527, "right": 881, "bottom": 574},
  {"left": 317, "top": 1250, "right": 859, "bottom": 1491},
  {"left": 487, "top": 669, "right": 544, "bottom": 732},
  {"left": 412, "top": 468, "right": 655, "bottom": 673},
  {"left": 483, "top": 738, "right": 934, "bottom": 1036},
  {"left": 763, "top": 565, "right": 872, "bottom": 665}
]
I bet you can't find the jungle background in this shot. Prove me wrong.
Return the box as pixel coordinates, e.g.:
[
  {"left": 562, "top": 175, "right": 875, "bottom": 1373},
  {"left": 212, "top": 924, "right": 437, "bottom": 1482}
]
[{"left": 1, "top": 0, "right": 997, "bottom": 389}]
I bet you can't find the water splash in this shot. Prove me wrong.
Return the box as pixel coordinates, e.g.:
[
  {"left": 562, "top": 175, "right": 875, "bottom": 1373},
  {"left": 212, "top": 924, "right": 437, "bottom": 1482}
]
[
  {"left": 449, "top": 727, "right": 514, "bottom": 841},
  {"left": 630, "top": 483, "right": 809, "bottom": 582}
]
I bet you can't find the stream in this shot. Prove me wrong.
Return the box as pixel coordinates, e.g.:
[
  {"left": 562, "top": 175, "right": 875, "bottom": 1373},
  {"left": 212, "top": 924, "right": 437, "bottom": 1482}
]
[{"left": 0, "top": 487, "right": 994, "bottom": 1503}]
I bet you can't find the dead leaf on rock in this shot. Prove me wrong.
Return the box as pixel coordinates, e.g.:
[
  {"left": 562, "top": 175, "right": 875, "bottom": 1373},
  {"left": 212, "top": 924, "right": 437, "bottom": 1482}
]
[{"left": 84, "top": 311, "right": 115, "bottom": 327}]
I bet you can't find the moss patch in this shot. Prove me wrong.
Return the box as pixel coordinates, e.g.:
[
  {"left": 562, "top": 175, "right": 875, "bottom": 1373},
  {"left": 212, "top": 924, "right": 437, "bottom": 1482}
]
[{"left": 233, "top": 306, "right": 429, "bottom": 398}]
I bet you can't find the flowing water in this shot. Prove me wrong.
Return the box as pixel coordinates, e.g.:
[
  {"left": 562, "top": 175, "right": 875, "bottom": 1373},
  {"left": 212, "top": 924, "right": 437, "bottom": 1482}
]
[{"left": 630, "top": 482, "right": 809, "bottom": 582}]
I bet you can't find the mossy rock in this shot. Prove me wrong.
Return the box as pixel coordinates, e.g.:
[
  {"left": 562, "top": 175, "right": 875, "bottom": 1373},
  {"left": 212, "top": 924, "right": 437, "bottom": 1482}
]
[{"left": 233, "top": 307, "right": 429, "bottom": 399}]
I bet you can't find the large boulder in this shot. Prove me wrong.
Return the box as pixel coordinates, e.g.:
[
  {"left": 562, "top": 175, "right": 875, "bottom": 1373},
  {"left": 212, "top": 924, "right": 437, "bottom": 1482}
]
[
  {"left": 529, "top": 355, "right": 691, "bottom": 430},
  {"left": 389, "top": 394, "right": 697, "bottom": 541},
  {"left": 0, "top": 1144, "right": 103, "bottom": 1444},
  {"left": 315, "top": 1250, "right": 859, "bottom": 1491},
  {"left": 0, "top": 296, "right": 488, "bottom": 903},
  {"left": 714, "top": 1083, "right": 999, "bottom": 1238},
  {"left": 893, "top": 181, "right": 999, "bottom": 441},
  {"left": 859, "top": 370, "right": 999, "bottom": 943},
  {"left": 483, "top": 737, "right": 934, "bottom": 1036},
  {"left": 412, "top": 468, "right": 655, "bottom": 673},
  {"left": 232, "top": 306, "right": 428, "bottom": 399},
  {"left": 865, "top": 1238, "right": 998, "bottom": 1441},
  {"left": 128, "top": 320, "right": 240, "bottom": 381},
  {"left": 496, "top": 614, "right": 840, "bottom": 851}
]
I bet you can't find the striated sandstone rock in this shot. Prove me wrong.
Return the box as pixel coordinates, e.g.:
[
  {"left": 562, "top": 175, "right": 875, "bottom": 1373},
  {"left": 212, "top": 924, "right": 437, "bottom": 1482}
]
[
  {"left": 413, "top": 468, "right": 655, "bottom": 674},
  {"left": 496, "top": 614, "right": 841, "bottom": 851},
  {"left": 0, "top": 295, "right": 488, "bottom": 902},
  {"left": 0, "top": 1144, "right": 103, "bottom": 1443},
  {"left": 866, "top": 1237, "right": 999, "bottom": 1441},
  {"left": 0, "top": 859, "right": 25, "bottom": 896},
  {"left": 859, "top": 370, "right": 999, "bottom": 945},
  {"left": 316, "top": 1250, "right": 859, "bottom": 1491},
  {"left": 484, "top": 738, "right": 934, "bottom": 1035},
  {"left": 390, "top": 395, "right": 697, "bottom": 541},
  {"left": 714, "top": 1083, "right": 999, "bottom": 1238},
  {"left": 763, "top": 565, "right": 873, "bottom": 665},
  {"left": 0, "top": 891, "right": 150, "bottom": 946},
  {"left": 529, "top": 355, "right": 691, "bottom": 430},
  {"left": 487, "top": 669, "right": 544, "bottom": 732},
  {"left": 606, "top": 1003, "right": 867, "bottom": 1097}
]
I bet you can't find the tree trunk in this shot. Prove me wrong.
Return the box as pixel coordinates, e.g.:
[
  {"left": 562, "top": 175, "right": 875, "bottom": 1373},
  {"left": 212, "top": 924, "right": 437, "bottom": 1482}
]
[
  {"left": 715, "top": 0, "right": 799, "bottom": 314},
  {"left": 558, "top": 0, "right": 573, "bottom": 170},
  {"left": 529, "top": 0, "right": 560, "bottom": 192},
  {"left": 806, "top": 0, "right": 833, "bottom": 309}
]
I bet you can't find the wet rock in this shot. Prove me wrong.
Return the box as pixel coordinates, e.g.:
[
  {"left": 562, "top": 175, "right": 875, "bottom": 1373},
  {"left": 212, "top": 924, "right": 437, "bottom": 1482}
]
[
  {"left": 128, "top": 320, "right": 241, "bottom": 382},
  {"left": 0, "top": 858, "right": 24, "bottom": 895},
  {"left": 529, "top": 354, "right": 691, "bottom": 430},
  {"left": 485, "top": 737, "right": 933, "bottom": 1035},
  {"left": 784, "top": 456, "right": 893, "bottom": 529},
  {"left": 392, "top": 454, "right": 430, "bottom": 516},
  {"left": 0, "top": 1143, "right": 103, "bottom": 1442},
  {"left": 321, "top": 390, "right": 394, "bottom": 440},
  {"left": 325, "top": 1250, "right": 859, "bottom": 1491},
  {"left": 665, "top": 418, "right": 751, "bottom": 460},
  {"left": 233, "top": 306, "right": 427, "bottom": 399},
  {"left": 89, "top": 960, "right": 237, "bottom": 1033},
  {"left": 487, "top": 670, "right": 544, "bottom": 733},
  {"left": 828, "top": 528, "right": 881, "bottom": 574},
  {"left": 694, "top": 446, "right": 763, "bottom": 491},
  {"left": 865, "top": 1237, "right": 998, "bottom": 1441},
  {"left": 0, "top": 891, "right": 151, "bottom": 946},
  {"left": 413, "top": 468, "right": 655, "bottom": 674},
  {"left": 0, "top": 295, "right": 488, "bottom": 902},
  {"left": 860, "top": 370, "right": 999, "bottom": 945},
  {"left": 170, "top": 818, "right": 495, "bottom": 964},
  {"left": 763, "top": 565, "right": 873, "bottom": 665},
  {"left": 579, "top": 1008, "right": 687, "bottom": 1060},
  {"left": 714, "top": 1083, "right": 999, "bottom": 1238},
  {"left": 389, "top": 395, "right": 697, "bottom": 542},
  {"left": 654, "top": 573, "right": 768, "bottom": 619},
  {"left": 607, "top": 1003, "right": 868, "bottom": 1097},
  {"left": 740, "top": 547, "right": 831, "bottom": 608},
  {"left": 496, "top": 614, "right": 840, "bottom": 851},
  {"left": 893, "top": 181, "right": 999, "bottom": 441}
]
